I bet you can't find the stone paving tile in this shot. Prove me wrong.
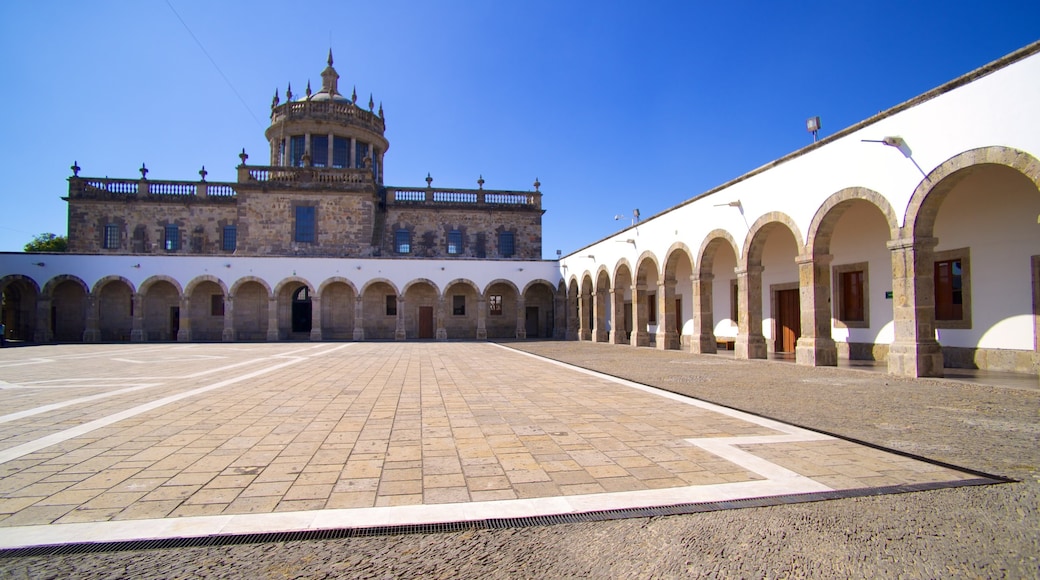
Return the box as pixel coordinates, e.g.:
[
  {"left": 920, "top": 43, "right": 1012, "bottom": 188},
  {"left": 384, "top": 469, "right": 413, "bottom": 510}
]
[{"left": 0, "top": 342, "right": 988, "bottom": 536}]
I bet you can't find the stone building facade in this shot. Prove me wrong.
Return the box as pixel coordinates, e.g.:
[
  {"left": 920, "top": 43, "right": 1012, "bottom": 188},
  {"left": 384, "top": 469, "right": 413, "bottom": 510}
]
[{"left": 65, "top": 51, "right": 543, "bottom": 261}]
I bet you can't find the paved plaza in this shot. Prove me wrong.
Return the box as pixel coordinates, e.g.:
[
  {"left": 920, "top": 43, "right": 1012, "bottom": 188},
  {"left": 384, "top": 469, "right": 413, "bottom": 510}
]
[{"left": 0, "top": 342, "right": 995, "bottom": 551}]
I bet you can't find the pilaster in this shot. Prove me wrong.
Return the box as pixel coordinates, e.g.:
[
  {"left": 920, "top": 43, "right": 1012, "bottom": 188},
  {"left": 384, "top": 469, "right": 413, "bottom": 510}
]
[
  {"left": 477, "top": 297, "right": 488, "bottom": 340},
  {"left": 592, "top": 291, "right": 608, "bottom": 342},
  {"left": 266, "top": 297, "right": 279, "bottom": 341},
  {"left": 395, "top": 297, "right": 406, "bottom": 340},
  {"left": 222, "top": 296, "right": 235, "bottom": 341},
  {"left": 516, "top": 297, "right": 527, "bottom": 339},
  {"left": 177, "top": 297, "right": 190, "bottom": 342},
  {"left": 609, "top": 289, "right": 627, "bottom": 344},
  {"left": 734, "top": 266, "right": 767, "bottom": 359},
  {"left": 632, "top": 284, "right": 650, "bottom": 347},
  {"left": 130, "top": 294, "right": 144, "bottom": 342},
  {"left": 309, "top": 295, "right": 323, "bottom": 341},
  {"left": 83, "top": 295, "right": 100, "bottom": 343},
  {"left": 886, "top": 237, "right": 944, "bottom": 377},
  {"left": 353, "top": 296, "right": 365, "bottom": 341},
  {"left": 690, "top": 273, "right": 716, "bottom": 353},
  {"left": 655, "top": 280, "right": 679, "bottom": 350}
]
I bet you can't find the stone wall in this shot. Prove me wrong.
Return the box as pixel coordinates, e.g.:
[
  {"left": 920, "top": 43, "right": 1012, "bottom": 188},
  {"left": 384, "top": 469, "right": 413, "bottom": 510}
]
[
  {"left": 235, "top": 189, "right": 377, "bottom": 257},
  {"left": 68, "top": 198, "right": 237, "bottom": 255},
  {"left": 382, "top": 206, "right": 541, "bottom": 259}
]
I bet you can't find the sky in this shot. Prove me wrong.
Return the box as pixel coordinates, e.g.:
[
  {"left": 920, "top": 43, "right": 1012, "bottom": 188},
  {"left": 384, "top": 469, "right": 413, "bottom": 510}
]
[{"left": 1, "top": 1, "right": 1038, "bottom": 259}]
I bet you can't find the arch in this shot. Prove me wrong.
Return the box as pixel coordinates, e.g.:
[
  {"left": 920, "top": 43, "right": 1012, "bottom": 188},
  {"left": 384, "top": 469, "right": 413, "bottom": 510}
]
[
  {"left": 742, "top": 212, "right": 805, "bottom": 269},
  {"left": 183, "top": 275, "right": 229, "bottom": 298},
  {"left": 662, "top": 242, "right": 696, "bottom": 281},
  {"left": 634, "top": 251, "right": 662, "bottom": 284},
  {"left": 360, "top": 277, "right": 400, "bottom": 297},
  {"left": 42, "top": 274, "right": 89, "bottom": 298},
  {"left": 805, "top": 187, "right": 899, "bottom": 257},
  {"left": 905, "top": 146, "right": 1040, "bottom": 239},
  {"left": 484, "top": 279, "right": 521, "bottom": 339},
  {"left": 138, "top": 275, "right": 184, "bottom": 297},
  {"left": 230, "top": 276, "right": 273, "bottom": 299},
  {"left": 697, "top": 229, "right": 741, "bottom": 276},
  {"left": 481, "top": 278, "right": 517, "bottom": 298},
  {"left": 273, "top": 276, "right": 315, "bottom": 297},
  {"left": 521, "top": 279, "right": 557, "bottom": 296},
  {"left": 402, "top": 278, "right": 441, "bottom": 296},
  {"left": 319, "top": 277, "right": 358, "bottom": 341},
  {"left": 95, "top": 276, "right": 136, "bottom": 342},
  {"left": 522, "top": 279, "right": 558, "bottom": 339},
  {"left": 612, "top": 258, "right": 634, "bottom": 285},
  {"left": 318, "top": 276, "right": 360, "bottom": 297},
  {"left": 1, "top": 275, "right": 40, "bottom": 344},
  {"left": 92, "top": 275, "right": 137, "bottom": 296},
  {"left": 444, "top": 278, "right": 482, "bottom": 339}
]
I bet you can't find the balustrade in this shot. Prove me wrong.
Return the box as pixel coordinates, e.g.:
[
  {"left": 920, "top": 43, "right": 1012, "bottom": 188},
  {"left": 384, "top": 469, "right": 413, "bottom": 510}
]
[{"left": 387, "top": 187, "right": 540, "bottom": 209}]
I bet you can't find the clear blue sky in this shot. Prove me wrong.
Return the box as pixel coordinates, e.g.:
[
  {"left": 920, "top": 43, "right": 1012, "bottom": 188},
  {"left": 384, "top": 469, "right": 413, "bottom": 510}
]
[{"left": 1, "top": 1, "right": 1037, "bottom": 258}]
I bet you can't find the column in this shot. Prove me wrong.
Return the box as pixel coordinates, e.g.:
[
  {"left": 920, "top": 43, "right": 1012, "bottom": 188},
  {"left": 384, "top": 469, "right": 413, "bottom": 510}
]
[
  {"left": 690, "top": 273, "right": 716, "bottom": 353},
  {"left": 83, "top": 294, "right": 100, "bottom": 343},
  {"left": 655, "top": 280, "right": 679, "bottom": 350},
  {"left": 886, "top": 237, "right": 944, "bottom": 377},
  {"left": 565, "top": 290, "right": 578, "bottom": 340},
  {"left": 795, "top": 254, "right": 838, "bottom": 366},
  {"left": 309, "top": 295, "right": 322, "bottom": 341},
  {"left": 328, "top": 132, "right": 334, "bottom": 168},
  {"left": 353, "top": 296, "right": 365, "bottom": 341},
  {"left": 222, "top": 295, "right": 235, "bottom": 341},
  {"left": 266, "top": 297, "right": 279, "bottom": 341},
  {"left": 34, "top": 297, "right": 52, "bottom": 343},
  {"left": 177, "top": 297, "right": 190, "bottom": 342},
  {"left": 436, "top": 297, "right": 447, "bottom": 340},
  {"left": 516, "top": 296, "right": 527, "bottom": 339},
  {"left": 631, "top": 283, "right": 650, "bottom": 347},
  {"left": 394, "top": 297, "right": 406, "bottom": 340},
  {"left": 578, "top": 292, "right": 592, "bottom": 341},
  {"left": 130, "top": 294, "right": 144, "bottom": 342},
  {"left": 477, "top": 297, "right": 488, "bottom": 340},
  {"left": 609, "top": 289, "right": 628, "bottom": 344},
  {"left": 592, "top": 291, "right": 608, "bottom": 342},
  {"left": 734, "top": 266, "right": 767, "bottom": 359},
  {"left": 349, "top": 137, "right": 356, "bottom": 169}
]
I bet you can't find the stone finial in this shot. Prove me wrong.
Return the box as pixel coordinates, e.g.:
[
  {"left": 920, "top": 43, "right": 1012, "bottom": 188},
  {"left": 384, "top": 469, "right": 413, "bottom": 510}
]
[
  {"left": 271, "top": 88, "right": 280, "bottom": 109},
  {"left": 378, "top": 102, "right": 384, "bottom": 118},
  {"left": 426, "top": 173, "right": 433, "bottom": 188},
  {"left": 327, "top": 48, "right": 334, "bottom": 67},
  {"left": 239, "top": 148, "right": 249, "bottom": 165},
  {"left": 71, "top": 161, "right": 80, "bottom": 177},
  {"left": 139, "top": 163, "right": 148, "bottom": 179},
  {"left": 352, "top": 86, "right": 357, "bottom": 103},
  {"left": 199, "top": 166, "right": 208, "bottom": 182},
  {"left": 305, "top": 80, "right": 312, "bottom": 98},
  {"left": 477, "top": 175, "right": 484, "bottom": 189},
  {"left": 533, "top": 177, "right": 540, "bottom": 192},
  {"left": 286, "top": 83, "right": 293, "bottom": 101},
  {"left": 368, "top": 94, "right": 374, "bottom": 111}
]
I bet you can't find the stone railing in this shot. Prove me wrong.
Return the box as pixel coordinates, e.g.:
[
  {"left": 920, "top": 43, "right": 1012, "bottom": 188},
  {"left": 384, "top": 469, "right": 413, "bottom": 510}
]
[
  {"left": 238, "top": 165, "right": 374, "bottom": 188},
  {"left": 270, "top": 100, "right": 385, "bottom": 134},
  {"left": 69, "top": 177, "right": 238, "bottom": 200},
  {"left": 385, "top": 187, "right": 541, "bottom": 209}
]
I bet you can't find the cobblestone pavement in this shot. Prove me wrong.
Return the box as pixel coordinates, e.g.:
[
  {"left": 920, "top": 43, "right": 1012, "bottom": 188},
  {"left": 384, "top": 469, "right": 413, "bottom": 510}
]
[{"left": 0, "top": 341, "right": 1036, "bottom": 578}]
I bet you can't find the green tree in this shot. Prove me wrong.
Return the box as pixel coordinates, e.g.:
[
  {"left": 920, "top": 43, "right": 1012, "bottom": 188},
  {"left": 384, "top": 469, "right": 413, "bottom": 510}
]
[{"left": 24, "top": 233, "right": 68, "bottom": 253}]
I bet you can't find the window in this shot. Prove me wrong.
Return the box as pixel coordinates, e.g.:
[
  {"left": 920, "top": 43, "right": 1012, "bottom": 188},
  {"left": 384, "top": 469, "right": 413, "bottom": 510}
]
[
  {"left": 453, "top": 295, "right": 466, "bottom": 316},
  {"left": 210, "top": 295, "right": 224, "bottom": 317},
  {"left": 934, "top": 248, "right": 971, "bottom": 328},
  {"left": 386, "top": 295, "right": 397, "bottom": 316},
  {"left": 447, "top": 230, "right": 463, "bottom": 255},
  {"left": 355, "top": 141, "right": 370, "bottom": 168},
  {"left": 833, "top": 262, "right": 869, "bottom": 328},
  {"left": 332, "top": 137, "right": 349, "bottom": 168},
  {"left": 499, "top": 231, "right": 515, "bottom": 258},
  {"left": 290, "top": 135, "right": 306, "bottom": 167},
  {"left": 489, "top": 295, "right": 503, "bottom": 316},
  {"left": 164, "top": 225, "right": 179, "bottom": 251},
  {"left": 222, "top": 226, "right": 237, "bottom": 252},
  {"left": 295, "top": 205, "right": 316, "bottom": 243},
  {"left": 311, "top": 135, "right": 328, "bottom": 167},
  {"left": 395, "top": 229, "right": 411, "bottom": 254},
  {"left": 103, "top": 224, "right": 119, "bottom": 249},
  {"left": 647, "top": 293, "right": 657, "bottom": 324}
]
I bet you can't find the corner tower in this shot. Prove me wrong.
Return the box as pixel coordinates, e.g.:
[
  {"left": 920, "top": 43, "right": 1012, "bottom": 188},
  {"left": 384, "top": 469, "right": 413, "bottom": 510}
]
[{"left": 265, "top": 50, "right": 388, "bottom": 183}]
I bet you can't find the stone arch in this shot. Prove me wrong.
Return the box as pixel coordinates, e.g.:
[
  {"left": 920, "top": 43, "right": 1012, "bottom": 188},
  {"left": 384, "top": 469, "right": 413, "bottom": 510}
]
[
  {"left": 274, "top": 277, "right": 317, "bottom": 340},
  {"left": 43, "top": 275, "right": 90, "bottom": 343},
  {"left": 138, "top": 275, "right": 184, "bottom": 297},
  {"left": 360, "top": 277, "right": 400, "bottom": 297},
  {"left": 318, "top": 277, "right": 359, "bottom": 341},
  {"left": 1, "top": 275, "right": 40, "bottom": 344},
  {"left": 444, "top": 278, "right": 481, "bottom": 340},
  {"left": 521, "top": 279, "right": 558, "bottom": 339},
  {"left": 481, "top": 278, "right": 518, "bottom": 297},
  {"left": 612, "top": 258, "right": 633, "bottom": 286},
  {"left": 905, "top": 146, "right": 1040, "bottom": 239},
  {"left": 742, "top": 212, "right": 805, "bottom": 269},
  {"left": 402, "top": 278, "right": 441, "bottom": 296},
  {"left": 660, "top": 242, "right": 696, "bottom": 350},
  {"left": 402, "top": 278, "right": 440, "bottom": 339},
  {"left": 484, "top": 279, "right": 521, "bottom": 339},
  {"left": 230, "top": 277, "right": 272, "bottom": 341},
  {"left": 663, "top": 242, "right": 696, "bottom": 281},
  {"left": 94, "top": 276, "right": 136, "bottom": 342},
  {"left": 806, "top": 187, "right": 899, "bottom": 257},
  {"left": 634, "top": 251, "right": 662, "bottom": 285},
  {"left": 183, "top": 275, "right": 229, "bottom": 342},
  {"left": 697, "top": 229, "right": 741, "bottom": 276},
  {"left": 591, "top": 267, "right": 611, "bottom": 342},
  {"left": 611, "top": 261, "right": 634, "bottom": 345},
  {"left": 140, "top": 275, "right": 182, "bottom": 342},
  {"left": 360, "top": 278, "right": 400, "bottom": 340}
]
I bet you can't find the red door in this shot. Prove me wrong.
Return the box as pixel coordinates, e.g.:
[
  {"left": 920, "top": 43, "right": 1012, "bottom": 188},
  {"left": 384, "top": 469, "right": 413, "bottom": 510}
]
[
  {"left": 418, "top": 306, "right": 434, "bottom": 339},
  {"left": 775, "top": 289, "right": 800, "bottom": 353}
]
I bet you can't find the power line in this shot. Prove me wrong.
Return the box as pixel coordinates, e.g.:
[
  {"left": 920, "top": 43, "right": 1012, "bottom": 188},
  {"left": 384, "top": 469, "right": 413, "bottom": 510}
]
[{"left": 164, "top": 0, "right": 264, "bottom": 129}]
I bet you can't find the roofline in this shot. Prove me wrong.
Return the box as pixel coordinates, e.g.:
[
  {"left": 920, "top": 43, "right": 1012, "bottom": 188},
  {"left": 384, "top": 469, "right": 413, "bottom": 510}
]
[{"left": 564, "top": 39, "right": 1040, "bottom": 259}]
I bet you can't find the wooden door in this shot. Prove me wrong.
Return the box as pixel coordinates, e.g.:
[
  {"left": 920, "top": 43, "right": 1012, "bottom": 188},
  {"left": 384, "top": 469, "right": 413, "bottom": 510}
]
[
  {"left": 775, "top": 289, "right": 800, "bottom": 353},
  {"left": 418, "top": 306, "right": 434, "bottom": 339}
]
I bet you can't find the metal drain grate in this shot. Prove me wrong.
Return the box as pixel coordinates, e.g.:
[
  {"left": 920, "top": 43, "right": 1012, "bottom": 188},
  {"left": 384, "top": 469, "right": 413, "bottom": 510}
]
[{"left": 0, "top": 476, "right": 1004, "bottom": 559}]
